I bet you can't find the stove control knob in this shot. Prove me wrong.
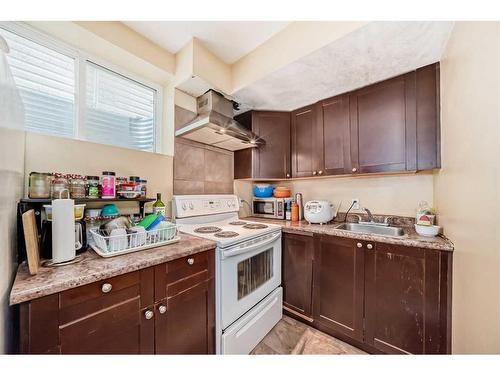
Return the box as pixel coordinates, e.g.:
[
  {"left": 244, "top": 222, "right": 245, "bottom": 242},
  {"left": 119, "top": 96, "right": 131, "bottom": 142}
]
[
  {"left": 182, "top": 203, "right": 187, "bottom": 210},
  {"left": 189, "top": 203, "right": 194, "bottom": 210}
]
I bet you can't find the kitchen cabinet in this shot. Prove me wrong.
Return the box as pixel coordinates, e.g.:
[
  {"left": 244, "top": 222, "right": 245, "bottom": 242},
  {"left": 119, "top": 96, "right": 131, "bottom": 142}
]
[
  {"left": 235, "top": 63, "right": 440, "bottom": 180},
  {"left": 364, "top": 242, "right": 452, "bottom": 354},
  {"left": 312, "top": 235, "right": 365, "bottom": 342},
  {"left": 154, "top": 250, "right": 215, "bottom": 354},
  {"left": 291, "top": 104, "right": 317, "bottom": 177},
  {"left": 234, "top": 111, "right": 291, "bottom": 179},
  {"left": 282, "top": 232, "right": 314, "bottom": 320},
  {"left": 316, "top": 94, "right": 352, "bottom": 175},
  {"left": 18, "top": 249, "right": 215, "bottom": 354},
  {"left": 279, "top": 231, "right": 451, "bottom": 354}
]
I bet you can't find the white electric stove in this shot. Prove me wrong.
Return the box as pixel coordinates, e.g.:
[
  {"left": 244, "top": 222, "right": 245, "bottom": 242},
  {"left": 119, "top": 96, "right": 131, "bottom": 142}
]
[{"left": 172, "top": 194, "right": 283, "bottom": 354}]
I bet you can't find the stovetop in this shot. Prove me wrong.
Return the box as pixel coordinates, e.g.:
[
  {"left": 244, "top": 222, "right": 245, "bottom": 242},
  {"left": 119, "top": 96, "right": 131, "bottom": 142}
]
[{"left": 176, "top": 217, "right": 281, "bottom": 248}]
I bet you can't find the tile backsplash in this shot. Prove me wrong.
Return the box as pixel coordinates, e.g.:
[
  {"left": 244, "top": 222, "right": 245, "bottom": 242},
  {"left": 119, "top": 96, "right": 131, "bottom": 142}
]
[{"left": 174, "top": 106, "right": 234, "bottom": 195}]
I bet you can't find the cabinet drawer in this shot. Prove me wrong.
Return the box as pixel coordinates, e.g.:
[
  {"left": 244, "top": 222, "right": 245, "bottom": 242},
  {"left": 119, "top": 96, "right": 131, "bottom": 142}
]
[{"left": 155, "top": 250, "right": 214, "bottom": 301}]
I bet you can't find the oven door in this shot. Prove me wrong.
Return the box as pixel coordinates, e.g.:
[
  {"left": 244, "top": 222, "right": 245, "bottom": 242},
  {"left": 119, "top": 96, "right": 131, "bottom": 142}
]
[{"left": 219, "top": 230, "right": 282, "bottom": 329}]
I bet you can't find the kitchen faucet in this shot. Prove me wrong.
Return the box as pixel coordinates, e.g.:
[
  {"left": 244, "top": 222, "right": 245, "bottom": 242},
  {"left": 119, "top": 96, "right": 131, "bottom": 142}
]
[{"left": 363, "top": 207, "right": 375, "bottom": 223}]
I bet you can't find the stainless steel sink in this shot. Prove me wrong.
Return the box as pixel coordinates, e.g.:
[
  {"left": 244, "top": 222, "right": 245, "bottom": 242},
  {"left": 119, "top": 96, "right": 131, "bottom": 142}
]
[{"left": 335, "top": 223, "right": 405, "bottom": 237}]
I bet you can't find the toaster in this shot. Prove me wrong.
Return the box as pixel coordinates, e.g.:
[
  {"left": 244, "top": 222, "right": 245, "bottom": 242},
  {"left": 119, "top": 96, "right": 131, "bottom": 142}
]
[{"left": 304, "top": 200, "right": 338, "bottom": 224}]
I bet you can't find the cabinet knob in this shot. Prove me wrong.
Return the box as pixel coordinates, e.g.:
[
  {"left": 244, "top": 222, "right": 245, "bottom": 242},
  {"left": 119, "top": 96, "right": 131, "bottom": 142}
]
[
  {"left": 318, "top": 170, "right": 323, "bottom": 175},
  {"left": 356, "top": 242, "right": 363, "bottom": 248},
  {"left": 101, "top": 283, "right": 112, "bottom": 293},
  {"left": 312, "top": 171, "right": 317, "bottom": 176},
  {"left": 158, "top": 305, "right": 167, "bottom": 314},
  {"left": 366, "top": 243, "right": 373, "bottom": 250},
  {"left": 187, "top": 258, "right": 194, "bottom": 265},
  {"left": 352, "top": 167, "right": 357, "bottom": 173},
  {"left": 144, "top": 310, "right": 154, "bottom": 320},
  {"left": 286, "top": 173, "right": 291, "bottom": 178}
]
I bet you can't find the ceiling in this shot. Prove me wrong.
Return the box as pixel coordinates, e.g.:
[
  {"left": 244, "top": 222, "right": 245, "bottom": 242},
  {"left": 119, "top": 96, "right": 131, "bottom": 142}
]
[
  {"left": 233, "top": 21, "right": 454, "bottom": 111},
  {"left": 124, "top": 21, "right": 290, "bottom": 64}
]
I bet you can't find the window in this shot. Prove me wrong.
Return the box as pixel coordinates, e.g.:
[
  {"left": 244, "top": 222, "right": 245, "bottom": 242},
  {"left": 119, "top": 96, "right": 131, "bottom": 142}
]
[
  {"left": 86, "top": 62, "right": 156, "bottom": 152},
  {"left": 0, "top": 27, "right": 75, "bottom": 137},
  {"left": 0, "top": 23, "right": 161, "bottom": 153}
]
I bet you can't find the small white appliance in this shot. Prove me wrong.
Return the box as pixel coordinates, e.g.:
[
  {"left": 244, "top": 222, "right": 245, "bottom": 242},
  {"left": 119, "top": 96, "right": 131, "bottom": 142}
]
[
  {"left": 304, "top": 200, "right": 338, "bottom": 224},
  {"left": 173, "top": 194, "right": 283, "bottom": 354}
]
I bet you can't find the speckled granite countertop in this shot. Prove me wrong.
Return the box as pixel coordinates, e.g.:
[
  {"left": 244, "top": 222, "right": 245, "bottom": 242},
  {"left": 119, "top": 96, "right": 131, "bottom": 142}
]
[
  {"left": 10, "top": 233, "right": 216, "bottom": 305},
  {"left": 247, "top": 217, "right": 454, "bottom": 252}
]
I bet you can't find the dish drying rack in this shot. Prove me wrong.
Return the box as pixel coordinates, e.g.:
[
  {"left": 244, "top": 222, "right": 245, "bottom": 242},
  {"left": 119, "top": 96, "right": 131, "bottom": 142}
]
[{"left": 89, "top": 223, "right": 180, "bottom": 258}]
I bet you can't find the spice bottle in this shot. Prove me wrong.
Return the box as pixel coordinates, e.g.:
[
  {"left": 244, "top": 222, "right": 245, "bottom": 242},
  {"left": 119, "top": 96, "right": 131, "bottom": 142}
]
[
  {"left": 85, "top": 176, "right": 100, "bottom": 198},
  {"left": 101, "top": 171, "right": 116, "bottom": 199},
  {"left": 291, "top": 202, "right": 299, "bottom": 222}
]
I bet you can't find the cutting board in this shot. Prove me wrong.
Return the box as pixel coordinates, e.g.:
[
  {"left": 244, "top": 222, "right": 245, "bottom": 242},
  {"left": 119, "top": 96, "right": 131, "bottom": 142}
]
[{"left": 22, "top": 209, "right": 40, "bottom": 275}]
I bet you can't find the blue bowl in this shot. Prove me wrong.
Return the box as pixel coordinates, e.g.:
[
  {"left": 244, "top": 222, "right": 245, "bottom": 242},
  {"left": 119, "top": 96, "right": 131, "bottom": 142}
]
[{"left": 253, "top": 185, "right": 274, "bottom": 198}]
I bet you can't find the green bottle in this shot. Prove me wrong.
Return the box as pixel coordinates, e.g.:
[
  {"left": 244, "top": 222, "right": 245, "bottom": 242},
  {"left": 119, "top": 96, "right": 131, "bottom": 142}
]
[{"left": 152, "top": 193, "right": 166, "bottom": 216}]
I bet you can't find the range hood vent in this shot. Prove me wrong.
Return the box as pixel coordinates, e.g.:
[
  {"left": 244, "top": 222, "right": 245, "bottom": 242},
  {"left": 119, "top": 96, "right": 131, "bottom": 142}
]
[{"left": 175, "top": 90, "right": 263, "bottom": 151}]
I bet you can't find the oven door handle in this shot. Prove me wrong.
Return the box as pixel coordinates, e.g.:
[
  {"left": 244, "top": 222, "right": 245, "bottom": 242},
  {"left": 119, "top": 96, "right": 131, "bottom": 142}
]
[{"left": 222, "top": 232, "right": 281, "bottom": 258}]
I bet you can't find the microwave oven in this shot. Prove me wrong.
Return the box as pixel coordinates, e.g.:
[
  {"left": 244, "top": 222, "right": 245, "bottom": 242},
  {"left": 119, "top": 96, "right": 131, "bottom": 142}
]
[{"left": 252, "top": 197, "right": 293, "bottom": 219}]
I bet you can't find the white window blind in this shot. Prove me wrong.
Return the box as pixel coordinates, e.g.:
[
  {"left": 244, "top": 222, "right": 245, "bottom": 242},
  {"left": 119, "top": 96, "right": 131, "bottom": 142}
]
[
  {"left": 0, "top": 27, "right": 75, "bottom": 137},
  {"left": 85, "top": 62, "right": 156, "bottom": 152}
]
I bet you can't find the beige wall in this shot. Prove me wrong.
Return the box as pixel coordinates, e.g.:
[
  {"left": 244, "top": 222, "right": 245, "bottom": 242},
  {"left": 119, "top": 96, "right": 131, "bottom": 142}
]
[
  {"left": 235, "top": 172, "right": 434, "bottom": 218},
  {"left": 24, "top": 133, "right": 174, "bottom": 215},
  {"left": 0, "top": 128, "right": 25, "bottom": 353},
  {"left": 435, "top": 22, "right": 500, "bottom": 353}
]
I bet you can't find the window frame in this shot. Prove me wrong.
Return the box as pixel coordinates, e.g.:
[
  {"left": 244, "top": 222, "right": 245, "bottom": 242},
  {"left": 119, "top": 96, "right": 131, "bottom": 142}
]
[{"left": 0, "top": 21, "right": 163, "bottom": 154}]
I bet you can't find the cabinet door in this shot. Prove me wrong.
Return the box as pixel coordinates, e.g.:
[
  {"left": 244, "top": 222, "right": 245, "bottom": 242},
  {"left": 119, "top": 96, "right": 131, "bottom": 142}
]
[
  {"left": 291, "top": 104, "right": 317, "bottom": 177},
  {"left": 364, "top": 243, "right": 451, "bottom": 354},
  {"left": 350, "top": 73, "right": 416, "bottom": 173},
  {"left": 253, "top": 111, "right": 291, "bottom": 179},
  {"left": 154, "top": 250, "right": 215, "bottom": 354},
  {"left": 316, "top": 94, "right": 352, "bottom": 175},
  {"left": 155, "top": 280, "right": 215, "bottom": 354},
  {"left": 312, "top": 236, "right": 365, "bottom": 341},
  {"left": 282, "top": 232, "right": 314, "bottom": 320}
]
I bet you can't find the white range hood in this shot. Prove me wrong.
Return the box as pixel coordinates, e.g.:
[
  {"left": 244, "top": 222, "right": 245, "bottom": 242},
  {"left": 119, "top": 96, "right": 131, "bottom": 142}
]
[{"left": 175, "top": 90, "right": 263, "bottom": 151}]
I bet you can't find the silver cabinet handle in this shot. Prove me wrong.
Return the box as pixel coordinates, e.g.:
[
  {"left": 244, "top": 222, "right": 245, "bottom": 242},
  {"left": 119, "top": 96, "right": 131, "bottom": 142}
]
[
  {"left": 352, "top": 167, "right": 357, "bottom": 172},
  {"left": 312, "top": 171, "right": 317, "bottom": 176},
  {"left": 356, "top": 242, "right": 363, "bottom": 248},
  {"left": 318, "top": 170, "right": 323, "bottom": 175},
  {"left": 158, "top": 305, "right": 167, "bottom": 314},
  {"left": 101, "top": 283, "right": 112, "bottom": 293},
  {"left": 366, "top": 244, "right": 373, "bottom": 250},
  {"left": 187, "top": 258, "right": 194, "bottom": 265},
  {"left": 144, "top": 310, "right": 154, "bottom": 320}
]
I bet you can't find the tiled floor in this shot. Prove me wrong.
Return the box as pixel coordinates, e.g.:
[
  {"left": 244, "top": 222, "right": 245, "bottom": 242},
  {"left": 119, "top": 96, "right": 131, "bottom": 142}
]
[{"left": 251, "top": 315, "right": 367, "bottom": 355}]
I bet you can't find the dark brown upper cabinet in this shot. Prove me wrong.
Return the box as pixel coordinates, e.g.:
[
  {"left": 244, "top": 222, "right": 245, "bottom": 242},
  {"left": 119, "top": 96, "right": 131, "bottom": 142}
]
[
  {"left": 291, "top": 104, "right": 317, "bottom": 177},
  {"left": 349, "top": 72, "right": 417, "bottom": 173},
  {"left": 316, "top": 94, "right": 352, "bottom": 175},
  {"left": 234, "top": 111, "right": 291, "bottom": 179}
]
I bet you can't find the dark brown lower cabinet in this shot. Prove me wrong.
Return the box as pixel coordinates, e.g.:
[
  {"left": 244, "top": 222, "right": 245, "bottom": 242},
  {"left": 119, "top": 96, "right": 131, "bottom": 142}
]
[
  {"left": 281, "top": 232, "right": 452, "bottom": 354},
  {"left": 282, "top": 232, "right": 314, "bottom": 320},
  {"left": 18, "top": 249, "right": 215, "bottom": 354},
  {"left": 364, "top": 242, "right": 452, "bottom": 354},
  {"left": 312, "top": 235, "right": 365, "bottom": 342}
]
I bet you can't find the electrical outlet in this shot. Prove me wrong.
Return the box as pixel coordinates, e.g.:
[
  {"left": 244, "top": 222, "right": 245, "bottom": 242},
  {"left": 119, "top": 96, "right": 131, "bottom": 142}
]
[{"left": 351, "top": 198, "right": 360, "bottom": 210}]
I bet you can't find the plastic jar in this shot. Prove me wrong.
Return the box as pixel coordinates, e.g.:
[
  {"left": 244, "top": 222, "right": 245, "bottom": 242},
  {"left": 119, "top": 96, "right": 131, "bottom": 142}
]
[
  {"left": 51, "top": 173, "right": 69, "bottom": 199},
  {"left": 85, "top": 176, "right": 100, "bottom": 198},
  {"left": 101, "top": 171, "right": 116, "bottom": 199},
  {"left": 116, "top": 177, "right": 127, "bottom": 192},
  {"left": 69, "top": 174, "right": 86, "bottom": 199},
  {"left": 28, "top": 172, "right": 52, "bottom": 198}
]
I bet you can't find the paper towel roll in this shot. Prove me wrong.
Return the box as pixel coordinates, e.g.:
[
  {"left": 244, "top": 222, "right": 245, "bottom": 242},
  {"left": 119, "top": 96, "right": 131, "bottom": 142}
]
[{"left": 52, "top": 197, "right": 76, "bottom": 263}]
